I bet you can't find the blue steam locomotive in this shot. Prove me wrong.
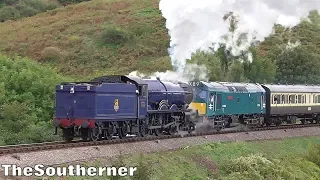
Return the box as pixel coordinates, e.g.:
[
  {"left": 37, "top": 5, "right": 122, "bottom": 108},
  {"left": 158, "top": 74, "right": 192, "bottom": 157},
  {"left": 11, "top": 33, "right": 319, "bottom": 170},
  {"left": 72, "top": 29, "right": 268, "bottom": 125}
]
[{"left": 53, "top": 75, "right": 197, "bottom": 141}]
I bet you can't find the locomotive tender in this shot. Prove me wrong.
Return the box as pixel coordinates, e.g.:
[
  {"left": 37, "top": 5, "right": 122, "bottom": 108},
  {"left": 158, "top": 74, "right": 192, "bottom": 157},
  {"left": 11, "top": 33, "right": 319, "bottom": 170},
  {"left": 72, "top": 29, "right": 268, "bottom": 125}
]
[
  {"left": 189, "top": 81, "right": 320, "bottom": 128},
  {"left": 53, "top": 75, "right": 197, "bottom": 141}
]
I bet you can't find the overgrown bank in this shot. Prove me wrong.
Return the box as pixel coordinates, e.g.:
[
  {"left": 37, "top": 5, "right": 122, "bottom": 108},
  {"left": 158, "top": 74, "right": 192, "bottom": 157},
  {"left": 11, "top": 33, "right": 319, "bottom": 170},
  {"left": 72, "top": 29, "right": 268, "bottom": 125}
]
[
  {"left": 74, "top": 136, "right": 320, "bottom": 179},
  {"left": 0, "top": 54, "right": 70, "bottom": 145}
]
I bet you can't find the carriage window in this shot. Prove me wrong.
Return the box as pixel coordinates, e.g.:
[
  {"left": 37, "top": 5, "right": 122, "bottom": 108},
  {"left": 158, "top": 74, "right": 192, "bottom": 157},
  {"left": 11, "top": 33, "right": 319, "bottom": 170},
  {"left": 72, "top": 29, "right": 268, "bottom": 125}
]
[
  {"left": 302, "top": 95, "right": 306, "bottom": 104},
  {"left": 314, "top": 95, "right": 317, "bottom": 103},
  {"left": 284, "top": 95, "right": 289, "bottom": 104},
  {"left": 289, "top": 95, "right": 295, "bottom": 104},
  {"left": 309, "top": 95, "right": 311, "bottom": 104},
  {"left": 273, "top": 95, "right": 277, "bottom": 104},
  {"left": 318, "top": 95, "right": 320, "bottom": 103},
  {"left": 281, "top": 95, "right": 285, "bottom": 104},
  {"left": 276, "top": 95, "right": 280, "bottom": 104}
]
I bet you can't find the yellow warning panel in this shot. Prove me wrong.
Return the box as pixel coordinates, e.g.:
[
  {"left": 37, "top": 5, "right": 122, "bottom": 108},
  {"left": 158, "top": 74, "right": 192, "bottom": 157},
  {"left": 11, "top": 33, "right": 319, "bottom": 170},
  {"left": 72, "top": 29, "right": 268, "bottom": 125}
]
[{"left": 189, "top": 102, "right": 206, "bottom": 115}]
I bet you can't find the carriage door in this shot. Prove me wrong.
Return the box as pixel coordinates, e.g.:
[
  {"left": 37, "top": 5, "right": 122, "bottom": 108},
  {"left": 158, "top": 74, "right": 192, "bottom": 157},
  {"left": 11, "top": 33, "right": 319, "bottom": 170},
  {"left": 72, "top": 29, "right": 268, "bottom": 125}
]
[
  {"left": 215, "top": 93, "right": 223, "bottom": 115},
  {"left": 138, "top": 85, "right": 148, "bottom": 118},
  {"left": 258, "top": 93, "right": 265, "bottom": 113}
]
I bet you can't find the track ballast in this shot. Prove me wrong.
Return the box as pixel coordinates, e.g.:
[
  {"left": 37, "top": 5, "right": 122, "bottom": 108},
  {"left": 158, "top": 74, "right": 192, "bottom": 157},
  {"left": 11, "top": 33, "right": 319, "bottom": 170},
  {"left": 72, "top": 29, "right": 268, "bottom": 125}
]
[{"left": 0, "top": 123, "right": 319, "bottom": 156}]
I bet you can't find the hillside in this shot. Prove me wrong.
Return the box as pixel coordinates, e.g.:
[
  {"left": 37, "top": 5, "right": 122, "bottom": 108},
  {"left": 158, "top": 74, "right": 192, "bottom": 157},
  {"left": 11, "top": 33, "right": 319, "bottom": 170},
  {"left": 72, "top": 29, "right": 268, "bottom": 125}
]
[
  {"left": 0, "top": 0, "right": 171, "bottom": 78},
  {"left": 1, "top": 0, "right": 320, "bottom": 83}
]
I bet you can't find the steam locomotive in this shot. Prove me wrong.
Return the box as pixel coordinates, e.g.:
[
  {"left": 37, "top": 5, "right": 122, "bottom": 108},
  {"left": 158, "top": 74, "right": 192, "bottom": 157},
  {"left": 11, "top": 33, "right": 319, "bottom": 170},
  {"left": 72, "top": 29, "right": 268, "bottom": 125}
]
[{"left": 53, "top": 75, "right": 197, "bottom": 141}]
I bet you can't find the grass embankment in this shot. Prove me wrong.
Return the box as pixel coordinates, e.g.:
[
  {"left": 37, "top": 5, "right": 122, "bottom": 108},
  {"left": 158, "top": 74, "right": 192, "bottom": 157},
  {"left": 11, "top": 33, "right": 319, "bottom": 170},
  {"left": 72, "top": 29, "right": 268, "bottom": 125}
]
[
  {"left": 0, "top": 0, "right": 171, "bottom": 78},
  {"left": 71, "top": 136, "right": 320, "bottom": 180}
]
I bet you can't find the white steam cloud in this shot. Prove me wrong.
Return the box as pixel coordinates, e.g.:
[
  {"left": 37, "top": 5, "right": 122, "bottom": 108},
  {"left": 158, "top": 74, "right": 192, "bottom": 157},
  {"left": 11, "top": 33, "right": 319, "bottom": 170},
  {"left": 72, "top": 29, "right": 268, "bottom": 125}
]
[
  {"left": 129, "top": 64, "right": 208, "bottom": 83},
  {"left": 159, "top": 0, "right": 320, "bottom": 73}
]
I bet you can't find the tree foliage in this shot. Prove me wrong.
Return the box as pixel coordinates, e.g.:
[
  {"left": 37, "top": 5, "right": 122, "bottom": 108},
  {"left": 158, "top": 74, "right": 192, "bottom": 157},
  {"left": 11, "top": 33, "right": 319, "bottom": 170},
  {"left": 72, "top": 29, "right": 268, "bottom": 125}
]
[
  {"left": 0, "top": 0, "right": 60, "bottom": 22},
  {"left": 0, "top": 0, "right": 91, "bottom": 22},
  {"left": 0, "top": 54, "right": 69, "bottom": 145}
]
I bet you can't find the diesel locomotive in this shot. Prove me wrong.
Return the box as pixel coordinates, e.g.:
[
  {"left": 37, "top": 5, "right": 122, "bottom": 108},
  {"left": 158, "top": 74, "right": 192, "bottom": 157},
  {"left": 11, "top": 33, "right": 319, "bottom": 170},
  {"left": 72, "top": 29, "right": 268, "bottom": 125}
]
[
  {"left": 53, "top": 75, "right": 197, "bottom": 141},
  {"left": 189, "top": 81, "right": 320, "bottom": 128}
]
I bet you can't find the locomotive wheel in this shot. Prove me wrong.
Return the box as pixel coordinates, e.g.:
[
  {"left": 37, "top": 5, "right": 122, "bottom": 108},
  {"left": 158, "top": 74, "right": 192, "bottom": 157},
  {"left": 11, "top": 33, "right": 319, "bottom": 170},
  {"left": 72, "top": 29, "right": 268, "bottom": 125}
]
[
  {"left": 103, "top": 130, "right": 112, "bottom": 140},
  {"left": 167, "top": 126, "right": 177, "bottom": 135},
  {"left": 81, "top": 128, "right": 89, "bottom": 141},
  {"left": 90, "top": 125, "right": 100, "bottom": 141},
  {"left": 118, "top": 125, "right": 127, "bottom": 139},
  {"left": 138, "top": 123, "right": 148, "bottom": 137},
  {"left": 154, "top": 128, "right": 163, "bottom": 136},
  {"left": 63, "top": 128, "right": 74, "bottom": 142},
  {"left": 316, "top": 116, "right": 320, "bottom": 124}
]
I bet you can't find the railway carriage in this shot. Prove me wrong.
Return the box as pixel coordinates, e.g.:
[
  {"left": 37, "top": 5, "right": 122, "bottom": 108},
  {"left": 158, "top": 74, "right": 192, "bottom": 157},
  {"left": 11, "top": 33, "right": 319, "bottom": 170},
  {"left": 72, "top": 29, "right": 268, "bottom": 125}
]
[
  {"left": 189, "top": 81, "right": 266, "bottom": 128},
  {"left": 262, "top": 84, "right": 320, "bottom": 125}
]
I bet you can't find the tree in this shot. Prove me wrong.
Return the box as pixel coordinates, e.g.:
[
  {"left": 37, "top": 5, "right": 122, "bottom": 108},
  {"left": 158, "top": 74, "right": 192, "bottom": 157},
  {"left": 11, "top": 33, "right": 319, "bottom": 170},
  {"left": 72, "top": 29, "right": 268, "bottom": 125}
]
[{"left": 275, "top": 46, "right": 320, "bottom": 84}]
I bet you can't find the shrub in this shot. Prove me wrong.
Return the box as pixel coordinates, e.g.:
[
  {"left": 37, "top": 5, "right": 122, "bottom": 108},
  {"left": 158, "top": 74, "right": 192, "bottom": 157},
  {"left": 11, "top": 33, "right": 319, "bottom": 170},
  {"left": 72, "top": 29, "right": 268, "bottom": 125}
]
[
  {"left": 219, "top": 154, "right": 294, "bottom": 180},
  {"left": 3, "top": 0, "right": 17, "bottom": 6},
  {"left": 0, "top": 0, "right": 60, "bottom": 22},
  {"left": 41, "top": 46, "right": 67, "bottom": 63},
  {"left": 15, "top": 2, "right": 40, "bottom": 17},
  {"left": 0, "top": 6, "right": 20, "bottom": 22},
  {"left": 57, "top": 0, "right": 91, "bottom": 6},
  {"left": 0, "top": 54, "right": 69, "bottom": 145},
  {"left": 21, "top": 0, "right": 58, "bottom": 11},
  {"left": 100, "top": 25, "right": 133, "bottom": 46}
]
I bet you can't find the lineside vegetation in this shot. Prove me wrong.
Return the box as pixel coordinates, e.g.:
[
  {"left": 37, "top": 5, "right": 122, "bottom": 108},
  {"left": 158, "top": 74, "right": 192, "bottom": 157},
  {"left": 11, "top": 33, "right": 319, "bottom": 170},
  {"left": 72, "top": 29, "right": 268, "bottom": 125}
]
[{"left": 73, "top": 137, "right": 320, "bottom": 179}]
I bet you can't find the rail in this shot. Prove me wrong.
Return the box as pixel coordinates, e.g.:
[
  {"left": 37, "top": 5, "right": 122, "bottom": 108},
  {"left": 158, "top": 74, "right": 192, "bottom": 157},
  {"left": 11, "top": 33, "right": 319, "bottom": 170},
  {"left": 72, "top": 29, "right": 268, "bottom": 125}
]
[{"left": 0, "top": 123, "right": 319, "bottom": 156}]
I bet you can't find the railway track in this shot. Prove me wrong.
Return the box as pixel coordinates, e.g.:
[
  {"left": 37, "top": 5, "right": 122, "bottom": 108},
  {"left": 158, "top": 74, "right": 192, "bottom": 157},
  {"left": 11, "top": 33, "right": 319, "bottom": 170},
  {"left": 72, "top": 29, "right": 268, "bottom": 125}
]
[{"left": 0, "top": 123, "right": 319, "bottom": 156}]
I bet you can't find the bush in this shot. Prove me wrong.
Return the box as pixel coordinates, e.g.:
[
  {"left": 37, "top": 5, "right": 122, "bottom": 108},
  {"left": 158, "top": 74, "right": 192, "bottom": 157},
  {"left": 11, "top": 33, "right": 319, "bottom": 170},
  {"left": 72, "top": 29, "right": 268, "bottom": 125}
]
[
  {"left": 220, "top": 154, "right": 293, "bottom": 180},
  {"left": 57, "top": 0, "right": 91, "bottom": 6},
  {"left": 41, "top": 46, "right": 67, "bottom": 63},
  {"left": 0, "top": 0, "right": 60, "bottom": 22},
  {"left": 100, "top": 25, "right": 133, "bottom": 46},
  {"left": 3, "top": 0, "right": 17, "bottom": 6},
  {"left": 0, "top": 6, "right": 20, "bottom": 22},
  {"left": 15, "top": 2, "right": 40, "bottom": 17},
  {"left": 0, "top": 54, "right": 69, "bottom": 145}
]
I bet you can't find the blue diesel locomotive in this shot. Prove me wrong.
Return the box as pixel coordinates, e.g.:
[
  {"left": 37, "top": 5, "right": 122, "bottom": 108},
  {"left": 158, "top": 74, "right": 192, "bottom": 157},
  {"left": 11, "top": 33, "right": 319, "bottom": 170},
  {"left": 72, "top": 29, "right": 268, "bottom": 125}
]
[
  {"left": 53, "top": 75, "right": 197, "bottom": 141},
  {"left": 189, "top": 81, "right": 266, "bottom": 128}
]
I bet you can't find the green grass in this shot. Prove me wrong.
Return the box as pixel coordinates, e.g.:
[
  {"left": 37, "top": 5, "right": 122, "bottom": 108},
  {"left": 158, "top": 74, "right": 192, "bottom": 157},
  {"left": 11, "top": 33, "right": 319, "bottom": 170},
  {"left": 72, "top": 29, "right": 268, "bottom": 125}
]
[
  {"left": 61, "top": 136, "right": 320, "bottom": 180},
  {"left": 0, "top": 0, "right": 171, "bottom": 78}
]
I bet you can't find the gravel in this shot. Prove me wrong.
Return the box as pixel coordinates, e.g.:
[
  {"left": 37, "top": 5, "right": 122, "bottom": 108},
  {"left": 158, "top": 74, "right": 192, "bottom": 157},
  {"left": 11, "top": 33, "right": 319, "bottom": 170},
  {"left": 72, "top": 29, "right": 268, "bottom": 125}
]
[{"left": 0, "top": 126, "right": 319, "bottom": 169}]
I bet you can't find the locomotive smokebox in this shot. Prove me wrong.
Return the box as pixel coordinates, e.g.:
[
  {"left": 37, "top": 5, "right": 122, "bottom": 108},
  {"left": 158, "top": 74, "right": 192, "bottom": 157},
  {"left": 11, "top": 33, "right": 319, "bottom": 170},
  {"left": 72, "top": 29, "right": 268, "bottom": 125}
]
[{"left": 179, "top": 82, "right": 194, "bottom": 104}]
